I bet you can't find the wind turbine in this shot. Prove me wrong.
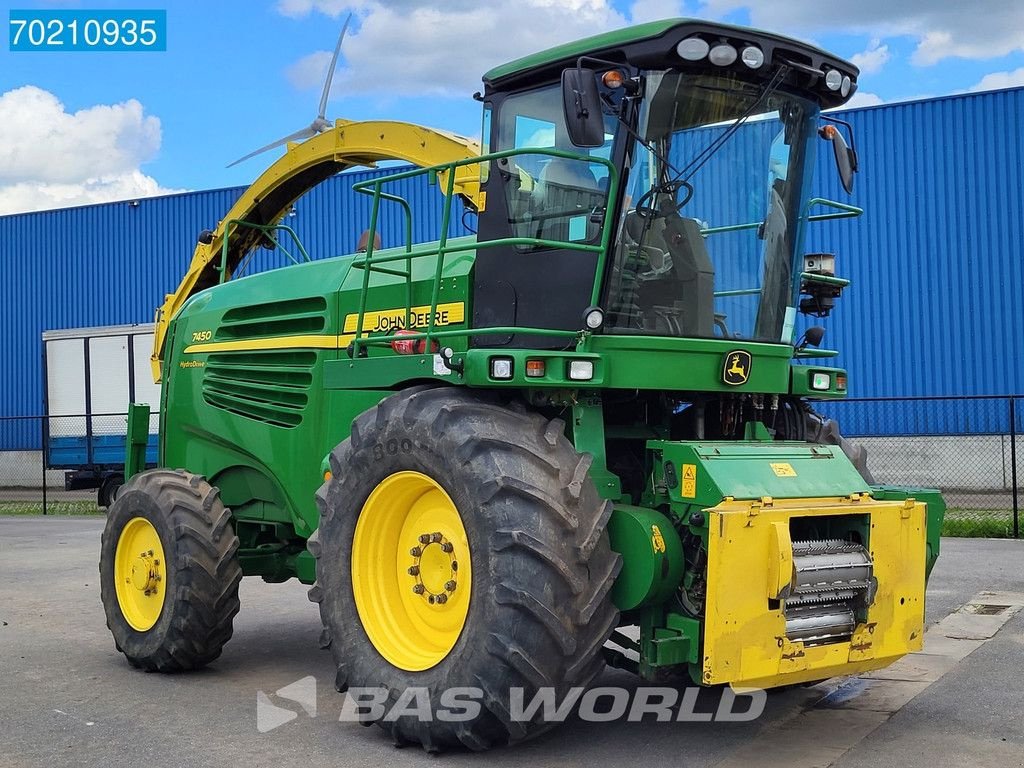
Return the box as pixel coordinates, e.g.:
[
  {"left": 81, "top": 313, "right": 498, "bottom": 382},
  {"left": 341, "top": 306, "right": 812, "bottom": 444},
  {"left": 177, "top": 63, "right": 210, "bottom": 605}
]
[{"left": 227, "top": 14, "right": 352, "bottom": 168}]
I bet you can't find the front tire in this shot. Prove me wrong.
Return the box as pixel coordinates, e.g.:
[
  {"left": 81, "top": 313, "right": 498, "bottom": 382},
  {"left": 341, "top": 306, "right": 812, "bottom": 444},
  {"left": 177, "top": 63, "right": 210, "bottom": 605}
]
[
  {"left": 309, "top": 387, "right": 621, "bottom": 751},
  {"left": 99, "top": 469, "right": 242, "bottom": 671}
]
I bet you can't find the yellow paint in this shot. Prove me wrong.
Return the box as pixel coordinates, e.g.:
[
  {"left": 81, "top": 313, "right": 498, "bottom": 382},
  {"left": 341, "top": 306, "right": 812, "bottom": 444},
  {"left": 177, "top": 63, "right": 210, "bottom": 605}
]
[
  {"left": 702, "top": 495, "right": 927, "bottom": 689},
  {"left": 350, "top": 471, "right": 472, "bottom": 671},
  {"left": 183, "top": 334, "right": 346, "bottom": 355},
  {"left": 113, "top": 517, "right": 167, "bottom": 632},
  {"left": 770, "top": 462, "right": 797, "bottom": 477},
  {"left": 150, "top": 120, "right": 482, "bottom": 382},
  {"left": 681, "top": 463, "right": 697, "bottom": 498},
  {"left": 651, "top": 524, "right": 666, "bottom": 554},
  {"left": 343, "top": 302, "right": 465, "bottom": 335}
]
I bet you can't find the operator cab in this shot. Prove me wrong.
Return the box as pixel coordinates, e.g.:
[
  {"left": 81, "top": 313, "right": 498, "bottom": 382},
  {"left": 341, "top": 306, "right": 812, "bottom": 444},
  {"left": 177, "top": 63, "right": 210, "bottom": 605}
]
[{"left": 474, "top": 19, "right": 859, "bottom": 349}]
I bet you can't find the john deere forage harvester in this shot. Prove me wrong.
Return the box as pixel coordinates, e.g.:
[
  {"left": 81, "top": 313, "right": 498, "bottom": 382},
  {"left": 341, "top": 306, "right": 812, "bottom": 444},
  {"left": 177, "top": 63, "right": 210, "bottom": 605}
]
[{"left": 100, "top": 18, "right": 945, "bottom": 750}]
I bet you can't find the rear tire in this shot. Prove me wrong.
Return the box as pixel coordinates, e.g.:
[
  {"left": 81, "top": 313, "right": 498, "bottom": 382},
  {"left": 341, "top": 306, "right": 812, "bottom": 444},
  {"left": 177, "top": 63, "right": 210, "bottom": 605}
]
[
  {"left": 309, "top": 386, "right": 621, "bottom": 751},
  {"left": 99, "top": 469, "right": 242, "bottom": 671}
]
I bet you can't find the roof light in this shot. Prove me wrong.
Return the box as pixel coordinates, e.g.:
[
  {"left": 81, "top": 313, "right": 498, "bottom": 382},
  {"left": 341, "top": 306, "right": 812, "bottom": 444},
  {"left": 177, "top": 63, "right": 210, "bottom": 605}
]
[
  {"left": 489, "top": 357, "right": 513, "bottom": 380},
  {"left": 841, "top": 75, "right": 852, "bottom": 97},
  {"left": 824, "top": 69, "right": 842, "bottom": 91},
  {"left": 740, "top": 46, "right": 764, "bottom": 69},
  {"left": 677, "top": 37, "right": 709, "bottom": 61},
  {"left": 709, "top": 43, "right": 738, "bottom": 66},
  {"left": 568, "top": 360, "right": 594, "bottom": 381},
  {"left": 583, "top": 306, "right": 605, "bottom": 331}
]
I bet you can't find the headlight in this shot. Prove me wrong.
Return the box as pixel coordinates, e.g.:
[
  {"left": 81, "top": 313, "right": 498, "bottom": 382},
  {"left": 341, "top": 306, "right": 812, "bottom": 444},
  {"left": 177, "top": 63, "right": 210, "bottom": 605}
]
[
  {"left": 677, "top": 37, "right": 709, "bottom": 61},
  {"left": 489, "top": 357, "right": 513, "bottom": 380},
  {"left": 824, "top": 69, "right": 842, "bottom": 91},
  {"left": 583, "top": 306, "right": 605, "bottom": 330},
  {"left": 740, "top": 46, "right": 764, "bottom": 69},
  {"left": 709, "top": 43, "right": 738, "bottom": 66},
  {"left": 841, "top": 75, "right": 852, "bottom": 97},
  {"left": 810, "top": 371, "right": 831, "bottom": 391},
  {"left": 568, "top": 360, "right": 594, "bottom": 381}
]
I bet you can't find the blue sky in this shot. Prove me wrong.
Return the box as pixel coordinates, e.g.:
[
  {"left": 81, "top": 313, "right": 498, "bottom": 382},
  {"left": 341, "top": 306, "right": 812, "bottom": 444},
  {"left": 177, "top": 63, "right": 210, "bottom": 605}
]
[{"left": 1, "top": 0, "right": 1022, "bottom": 213}]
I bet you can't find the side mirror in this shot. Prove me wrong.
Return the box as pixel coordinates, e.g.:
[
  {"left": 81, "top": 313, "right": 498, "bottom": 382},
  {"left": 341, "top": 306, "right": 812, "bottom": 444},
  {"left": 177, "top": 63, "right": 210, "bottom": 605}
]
[
  {"left": 561, "top": 67, "right": 604, "bottom": 148},
  {"left": 821, "top": 124, "right": 858, "bottom": 194},
  {"left": 803, "top": 325, "right": 826, "bottom": 348}
]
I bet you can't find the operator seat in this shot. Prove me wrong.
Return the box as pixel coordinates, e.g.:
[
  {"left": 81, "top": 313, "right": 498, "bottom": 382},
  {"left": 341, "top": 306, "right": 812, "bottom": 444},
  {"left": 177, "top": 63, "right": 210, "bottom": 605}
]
[
  {"left": 634, "top": 214, "right": 715, "bottom": 337},
  {"left": 530, "top": 158, "right": 604, "bottom": 242}
]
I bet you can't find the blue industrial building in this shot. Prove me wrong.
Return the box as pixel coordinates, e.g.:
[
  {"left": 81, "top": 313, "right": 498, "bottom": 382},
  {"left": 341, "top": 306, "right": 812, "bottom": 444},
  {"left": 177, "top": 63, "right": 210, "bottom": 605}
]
[{"left": 2, "top": 85, "right": 1022, "bottom": 447}]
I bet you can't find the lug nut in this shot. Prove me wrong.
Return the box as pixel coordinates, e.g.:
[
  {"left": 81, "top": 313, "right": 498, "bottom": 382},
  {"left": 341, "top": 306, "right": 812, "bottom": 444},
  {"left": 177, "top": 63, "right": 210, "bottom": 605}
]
[
  {"left": 418, "top": 534, "right": 431, "bottom": 545},
  {"left": 451, "top": 561, "right": 458, "bottom": 571},
  {"left": 441, "top": 542, "right": 454, "bottom": 553},
  {"left": 428, "top": 595, "right": 436, "bottom": 604},
  {"left": 435, "top": 593, "right": 448, "bottom": 604},
  {"left": 444, "top": 580, "right": 456, "bottom": 592},
  {"left": 431, "top": 532, "right": 443, "bottom": 543},
  {"left": 407, "top": 566, "right": 420, "bottom": 576},
  {"left": 410, "top": 546, "right": 422, "bottom": 557},
  {"left": 412, "top": 584, "right": 425, "bottom": 595}
]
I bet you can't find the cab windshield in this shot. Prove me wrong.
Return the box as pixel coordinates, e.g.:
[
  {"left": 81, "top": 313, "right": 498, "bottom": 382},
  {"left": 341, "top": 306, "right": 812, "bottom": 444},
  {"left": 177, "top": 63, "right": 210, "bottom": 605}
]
[{"left": 605, "top": 71, "right": 820, "bottom": 344}]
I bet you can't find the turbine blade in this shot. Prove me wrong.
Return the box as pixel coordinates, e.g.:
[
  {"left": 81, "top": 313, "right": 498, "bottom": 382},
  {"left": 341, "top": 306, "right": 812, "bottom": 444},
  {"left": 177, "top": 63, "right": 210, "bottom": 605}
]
[
  {"left": 226, "top": 126, "right": 317, "bottom": 168},
  {"left": 317, "top": 13, "right": 352, "bottom": 120}
]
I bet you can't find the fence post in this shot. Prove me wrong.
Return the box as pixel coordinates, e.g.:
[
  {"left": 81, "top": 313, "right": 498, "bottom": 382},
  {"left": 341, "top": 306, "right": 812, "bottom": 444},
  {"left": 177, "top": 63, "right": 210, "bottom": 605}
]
[
  {"left": 40, "top": 415, "right": 48, "bottom": 516},
  {"left": 1010, "top": 397, "right": 1019, "bottom": 539}
]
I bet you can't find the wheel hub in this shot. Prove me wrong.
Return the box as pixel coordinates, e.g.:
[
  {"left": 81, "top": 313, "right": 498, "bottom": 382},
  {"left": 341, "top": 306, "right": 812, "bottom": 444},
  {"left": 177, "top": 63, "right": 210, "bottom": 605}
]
[{"left": 409, "top": 532, "right": 459, "bottom": 603}]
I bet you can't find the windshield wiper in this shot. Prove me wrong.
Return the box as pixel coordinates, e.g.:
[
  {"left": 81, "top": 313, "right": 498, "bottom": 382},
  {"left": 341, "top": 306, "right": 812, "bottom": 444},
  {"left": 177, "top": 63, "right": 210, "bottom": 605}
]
[{"left": 670, "top": 65, "right": 790, "bottom": 188}]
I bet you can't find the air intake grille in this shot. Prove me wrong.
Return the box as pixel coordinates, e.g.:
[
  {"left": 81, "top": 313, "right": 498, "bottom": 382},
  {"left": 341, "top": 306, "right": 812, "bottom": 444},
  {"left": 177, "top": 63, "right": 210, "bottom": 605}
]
[{"left": 202, "top": 350, "right": 315, "bottom": 428}]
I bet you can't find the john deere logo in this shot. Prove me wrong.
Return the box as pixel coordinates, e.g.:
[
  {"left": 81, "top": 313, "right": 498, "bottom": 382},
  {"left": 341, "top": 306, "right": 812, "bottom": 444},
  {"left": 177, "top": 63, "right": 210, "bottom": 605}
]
[{"left": 722, "top": 350, "right": 751, "bottom": 386}]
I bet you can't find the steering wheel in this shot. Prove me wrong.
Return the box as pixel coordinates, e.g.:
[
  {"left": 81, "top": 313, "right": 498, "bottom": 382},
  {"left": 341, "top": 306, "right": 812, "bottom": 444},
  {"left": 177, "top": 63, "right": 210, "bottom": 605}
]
[{"left": 634, "top": 179, "right": 694, "bottom": 219}]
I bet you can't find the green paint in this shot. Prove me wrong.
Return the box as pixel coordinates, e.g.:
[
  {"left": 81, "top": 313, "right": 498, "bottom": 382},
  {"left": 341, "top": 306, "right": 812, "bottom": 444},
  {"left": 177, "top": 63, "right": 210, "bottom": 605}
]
[{"left": 607, "top": 505, "right": 684, "bottom": 610}]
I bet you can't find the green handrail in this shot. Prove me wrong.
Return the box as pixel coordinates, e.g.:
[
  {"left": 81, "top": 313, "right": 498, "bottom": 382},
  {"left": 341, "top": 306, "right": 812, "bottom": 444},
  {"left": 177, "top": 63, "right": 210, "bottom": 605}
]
[
  {"left": 347, "top": 146, "right": 618, "bottom": 356},
  {"left": 220, "top": 220, "right": 311, "bottom": 284}
]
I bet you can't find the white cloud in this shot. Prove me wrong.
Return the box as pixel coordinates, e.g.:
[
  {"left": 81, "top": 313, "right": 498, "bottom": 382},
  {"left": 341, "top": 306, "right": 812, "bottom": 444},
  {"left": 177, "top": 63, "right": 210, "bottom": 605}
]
[
  {"left": 844, "top": 91, "right": 884, "bottom": 108},
  {"left": 849, "top": 39, "right": 890, "bottom": 75},
  {"left": 0, "top": 86, "right": 180, "bottom": 215},
  {"left": 280, "top": 0, "right": 637, "bottom": 98},
  {"left": 701, "top": 0, "right": 1024, "bottom": 66},
  {"left": 968, "top": 67, "right": 1024, "bottom": 93},
  {"left": 628, "top": 0, "right": 685, "bottom": 24}
]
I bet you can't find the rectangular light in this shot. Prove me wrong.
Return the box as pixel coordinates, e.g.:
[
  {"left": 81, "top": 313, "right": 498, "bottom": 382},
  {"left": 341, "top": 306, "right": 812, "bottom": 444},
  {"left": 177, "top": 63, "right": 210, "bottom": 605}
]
[
  {"left": 525, "top": 359, "right": 546, "bottom": 378},
  {"left": 810, "top": 371, "right": 831, "bottom": 391},
  {"left": 835, "top": 373, "right": 847, "bottom": 391},
  {"left": 568, "top": 360, "right": 594, "bottom": 381},
  {"left": 489, "top": 356, "right": 514, "bottom": 380}
]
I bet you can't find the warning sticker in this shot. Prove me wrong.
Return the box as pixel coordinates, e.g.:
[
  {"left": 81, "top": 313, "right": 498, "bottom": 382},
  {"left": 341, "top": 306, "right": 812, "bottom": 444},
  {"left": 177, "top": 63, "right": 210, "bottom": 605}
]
[
  {"left": 681, "top": 463, "right": 697, "bottom": 498},
  {"left": 770, "top": 462, "right": 797, "bottom": 477}
]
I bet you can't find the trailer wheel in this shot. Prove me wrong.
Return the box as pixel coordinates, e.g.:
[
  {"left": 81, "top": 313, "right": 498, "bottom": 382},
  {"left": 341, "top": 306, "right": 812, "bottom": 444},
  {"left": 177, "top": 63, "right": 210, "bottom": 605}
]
[
  {"left": 98, "top": 473, "right": 124, "bottom": 509},
  {"left": 309, "top": 386, "right": 621, "bottom": 751},
  {"left": 99, "top": 469, "right": 242, "bottom": 671}
]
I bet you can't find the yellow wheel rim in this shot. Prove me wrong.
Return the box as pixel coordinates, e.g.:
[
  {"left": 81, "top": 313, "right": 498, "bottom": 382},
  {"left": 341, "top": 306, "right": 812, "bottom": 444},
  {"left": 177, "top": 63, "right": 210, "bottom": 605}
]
[
  {"left": 113, "top": 517, "right": 167, "bottom": 632},
  {"left": 351, "top": 471, "right": 472, "bottom": 671}
]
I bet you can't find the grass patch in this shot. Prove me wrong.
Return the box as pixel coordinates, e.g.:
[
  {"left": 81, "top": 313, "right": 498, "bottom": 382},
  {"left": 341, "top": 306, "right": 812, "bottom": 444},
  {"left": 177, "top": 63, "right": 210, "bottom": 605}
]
[
  {"left": 942, "top": 508, "right": 1018, "bottom": 538},
  {"left": 0, "top": 500, "right": 103, "bottom": 516}
]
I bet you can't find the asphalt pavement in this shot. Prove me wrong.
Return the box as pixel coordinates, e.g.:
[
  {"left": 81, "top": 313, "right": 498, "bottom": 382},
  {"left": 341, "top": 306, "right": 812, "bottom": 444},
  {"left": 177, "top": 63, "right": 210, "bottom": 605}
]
[{"left": 1, "top": 516, "right": 1021, "bottom": 768}]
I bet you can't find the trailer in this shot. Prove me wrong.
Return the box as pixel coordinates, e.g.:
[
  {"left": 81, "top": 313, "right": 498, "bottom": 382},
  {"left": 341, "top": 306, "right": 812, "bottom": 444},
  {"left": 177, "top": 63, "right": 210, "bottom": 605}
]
[{"left": 43, "top": 324, "right": 160, "bottom": 507}]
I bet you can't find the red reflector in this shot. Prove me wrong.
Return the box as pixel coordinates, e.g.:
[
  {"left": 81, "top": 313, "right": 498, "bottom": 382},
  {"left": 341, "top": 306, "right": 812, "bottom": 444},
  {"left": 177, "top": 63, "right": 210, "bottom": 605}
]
[
  {"left": 390, "top": 329, "right": 438, "bottom": 355},
  {"left": 525, "top": 360, "right": 546, "bottom": 377}
]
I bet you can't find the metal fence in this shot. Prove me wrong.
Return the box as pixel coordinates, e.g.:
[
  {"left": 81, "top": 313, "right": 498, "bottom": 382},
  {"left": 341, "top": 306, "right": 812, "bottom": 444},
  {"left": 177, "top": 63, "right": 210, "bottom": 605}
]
[
  {"left": 1, "top": 397, "right": 1021, "bottom": 537},
  {"left": 818, "top": 395, "right": 1021, "bottom": 538},
  {"left": 0, "top": 412, "right": 137, "bottom": 516}
]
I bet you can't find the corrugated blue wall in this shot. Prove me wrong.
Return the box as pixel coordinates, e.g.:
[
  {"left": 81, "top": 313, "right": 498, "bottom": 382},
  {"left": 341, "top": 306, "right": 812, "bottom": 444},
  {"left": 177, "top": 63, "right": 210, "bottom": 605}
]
[
  {"left": 2, "top": 87, "right": 1021, "bottom": 443},
  {"left": 0, "top": 166, "right": 468, "bottom": 447}
]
